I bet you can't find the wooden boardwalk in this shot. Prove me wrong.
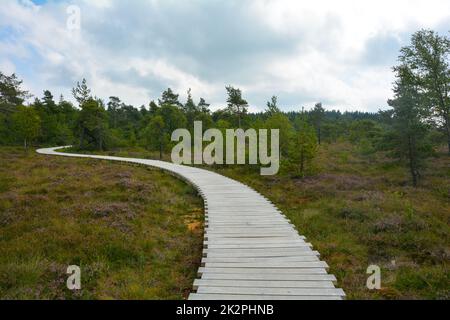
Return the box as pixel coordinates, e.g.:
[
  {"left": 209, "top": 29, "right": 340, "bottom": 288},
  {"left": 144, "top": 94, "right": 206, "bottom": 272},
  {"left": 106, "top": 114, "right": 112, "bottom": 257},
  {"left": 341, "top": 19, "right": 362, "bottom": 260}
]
[{"left": 37, "top": 147, "right": 345, "bottom": 300}]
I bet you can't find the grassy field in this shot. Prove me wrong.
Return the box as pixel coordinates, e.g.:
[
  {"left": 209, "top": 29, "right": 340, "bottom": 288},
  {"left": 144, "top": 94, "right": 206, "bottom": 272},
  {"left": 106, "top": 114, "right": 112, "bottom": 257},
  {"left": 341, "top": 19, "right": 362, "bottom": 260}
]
[
  {"left": 213, "top": 143, "right": 450, "bottom": 299},
  {"left": 77, "top": 142, "right": 450, "bottom": 300},
  {"left": 0, "top": 147, "right": 203, "bottom": 300}
]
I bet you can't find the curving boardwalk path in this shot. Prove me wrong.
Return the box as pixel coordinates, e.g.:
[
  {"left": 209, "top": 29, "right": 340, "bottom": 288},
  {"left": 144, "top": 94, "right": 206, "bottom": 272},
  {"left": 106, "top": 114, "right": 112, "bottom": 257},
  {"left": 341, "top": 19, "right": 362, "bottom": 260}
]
[{"left": 37, "top": 147, "right": 345, "bottom": 300}]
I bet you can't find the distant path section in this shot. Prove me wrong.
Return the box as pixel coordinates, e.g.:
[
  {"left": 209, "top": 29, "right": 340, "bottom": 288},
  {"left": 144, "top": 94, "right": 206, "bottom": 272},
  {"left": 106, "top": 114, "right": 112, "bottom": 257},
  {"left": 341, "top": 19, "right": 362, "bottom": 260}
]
[{"left": 37, "top": 147, "right": 345, "bottom": 300}]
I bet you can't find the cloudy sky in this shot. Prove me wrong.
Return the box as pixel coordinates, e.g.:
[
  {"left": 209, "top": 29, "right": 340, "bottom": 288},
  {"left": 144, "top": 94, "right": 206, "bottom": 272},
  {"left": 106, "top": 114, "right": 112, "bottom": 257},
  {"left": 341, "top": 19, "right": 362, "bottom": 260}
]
[{"left": 1, "top": 0, "right": 450, "bottom": 112}]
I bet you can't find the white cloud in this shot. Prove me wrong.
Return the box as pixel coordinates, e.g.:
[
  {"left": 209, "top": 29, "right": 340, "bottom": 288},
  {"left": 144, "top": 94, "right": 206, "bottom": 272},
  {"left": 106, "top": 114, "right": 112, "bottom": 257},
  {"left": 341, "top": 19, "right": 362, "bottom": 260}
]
[{"left": 1, "top": 0, "right": 449, "bottom": 112}]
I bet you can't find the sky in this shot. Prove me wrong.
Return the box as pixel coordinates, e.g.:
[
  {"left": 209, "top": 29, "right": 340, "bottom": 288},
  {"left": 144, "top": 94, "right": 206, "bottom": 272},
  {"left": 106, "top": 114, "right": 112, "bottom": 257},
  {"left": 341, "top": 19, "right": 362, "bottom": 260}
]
[{"left": 1, "top": 0, "right": 450, "bottom": 112}]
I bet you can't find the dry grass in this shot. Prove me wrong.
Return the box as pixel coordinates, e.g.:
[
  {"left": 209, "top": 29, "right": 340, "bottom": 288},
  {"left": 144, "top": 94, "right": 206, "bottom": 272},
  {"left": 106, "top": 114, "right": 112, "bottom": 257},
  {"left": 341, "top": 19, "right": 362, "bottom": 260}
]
[
  {"left": 0, "top": 147, "right": 203, "bottom": 300},
  {"left": 212, "top": 142, "right": 450, "bottom": 299}
]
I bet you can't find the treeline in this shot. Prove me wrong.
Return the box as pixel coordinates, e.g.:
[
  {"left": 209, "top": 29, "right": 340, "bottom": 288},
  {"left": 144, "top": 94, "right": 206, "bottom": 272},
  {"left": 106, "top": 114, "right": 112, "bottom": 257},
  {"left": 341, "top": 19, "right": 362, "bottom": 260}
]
[
  {"left": 0, "top": 75, "right": 384, "bottom": 174},
  {"left": 0, "top": 29, "right": 448, "bottom": 186}
]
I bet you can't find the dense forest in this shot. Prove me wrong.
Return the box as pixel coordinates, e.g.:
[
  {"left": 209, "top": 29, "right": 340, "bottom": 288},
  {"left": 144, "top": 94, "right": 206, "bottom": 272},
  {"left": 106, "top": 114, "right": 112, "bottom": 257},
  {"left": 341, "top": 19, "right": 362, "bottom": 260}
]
[{"left": 0, "top": 30, "right": 449, "bottom": 187}]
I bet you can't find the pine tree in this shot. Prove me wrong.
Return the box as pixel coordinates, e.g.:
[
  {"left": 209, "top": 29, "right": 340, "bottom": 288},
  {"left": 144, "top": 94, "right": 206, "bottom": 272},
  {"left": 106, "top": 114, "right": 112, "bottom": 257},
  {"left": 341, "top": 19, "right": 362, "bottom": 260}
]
[
  {"left": 381, "top": 65, "right": 433, "bottom": 187},
  {"left": 398, "top": 30, "right": 450, "bottom": 154},
  {"left": 184, "top": 88, "right": 198, "bottom": 128},
  {"left": 290, "top": 118, "right": 318, "bottom": 177},
  {"left": 265, "top": 96, "right": 281, "bottom": 116},
  {"left": 149, "top": 101, "right": 159, "bottom": 116},
  {"left": 198, "top": 98, "right": 211, "bottom": 113},
  {"left": 158, "top": 88, "right": 181, "bottom": 107},
  {"left": 311, "top": 102, "right": 325, "bottom": 145},
  {"left": 0, "top": 72, "right": 30, "bottom": 114},
  {"left": 144, "top": 115, "right": 166, "bottom": 159},
  {"left": 12, "top": 106, "right": 41, "bottom": 150},
  {"left": 226, "top": 86, "right": 248, "bottom": 128},
  {"left": 77, "top": 99, "right": 108, "bottom": 150},
  {"left": 265, "top": 112, "right": 294, "bottom": 157},
  {"left": 72, "top": 78, "right": 91, "bottom": 106},
  {"left": 107, "top": 96, "right": 121, "bottom": 128}
]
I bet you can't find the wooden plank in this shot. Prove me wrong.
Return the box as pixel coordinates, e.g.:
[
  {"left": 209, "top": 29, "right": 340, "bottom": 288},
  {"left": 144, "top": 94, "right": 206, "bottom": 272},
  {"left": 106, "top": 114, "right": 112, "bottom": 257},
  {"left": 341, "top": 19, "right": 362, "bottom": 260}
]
[
  {"left": 205, "top": 233, "right": 301, "bottom": 239},
  {"left": 207, "top": 222, "right": 292, "bottom": 226},
  {"left": 206, "top": 223, "right": 293, "bottom": 228},
  {"left": 205, "top": 237, "right": 301, "bottom": 243},
  {"left": 205, "top": 251, "right": 320, "bottom": 258},
  {"left": 196, "top": 286, "right": 346, "bottom": 296},
  {"left": 203, "top": 261, "right": 328, "bottom": 269},
  {"left": 206, "top": 235, "right": 304, "bottom": 240},
  {"left": 204, "top": 244, "right": 312, "bottom": 250},
  {"left": 206, "top": 236, "right": 302, "bottom": 241},
  {"left": 207, "top": 213, "right": 281, "bottom": 216},
  {"left": 206, "top": 219, "right": 288, "bottom": 223},
  {"left": 202, "top": 256, "right": 320, "bottom": 263},
  {"left": 198, "top": 267, "right": 328, "bottom": 275},
  {"left": 204, "top": 247, "right": 316, "bottom": 254},
  {"left": 193, "top": 279, "right": 335, "bottom": 290},
  {"left": 205, "top": 234, "right": 298, "bottom": 240},
  {"left": 205, "top": 235, "right": 300, "bottom": 240},
  {"left": 207, "top": 208, "right": 280, "bottom": 212},
  {"left": 206, "top": 226, "right": 294, "bottom": 230},
  {"left": 206, "top": 221, "right": 293, "bottom": 226},
  {"left": 199, "top": 273, "right": 337, "bottom": 282},
  {"left": 206, "top": 226, "right": 290, "bottom": 230},
  {"left": 206, "top": 215, "right": 283, "bottom": 219},
  {"left": 189, "top": 294, "right": 343, "bottom": 300},
  {"left": 204, "top": 239, "right": 306, "bottom": 245},
  {"left": 206, "top": 213, "right": 282, "bottom": 217}
]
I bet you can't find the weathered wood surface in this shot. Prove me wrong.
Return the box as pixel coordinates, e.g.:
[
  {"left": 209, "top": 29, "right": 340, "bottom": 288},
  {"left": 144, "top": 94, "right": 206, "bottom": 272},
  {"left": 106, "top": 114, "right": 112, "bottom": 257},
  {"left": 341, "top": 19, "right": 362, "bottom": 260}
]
[{"left": 37, "top": 146, "right": 345, "bottom": 300}]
